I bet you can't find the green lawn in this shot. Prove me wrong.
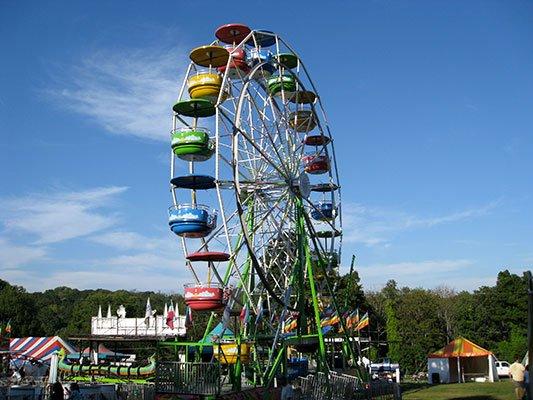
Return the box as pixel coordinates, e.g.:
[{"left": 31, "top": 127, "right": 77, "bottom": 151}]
[{"left": 402, "top": 381, "right": 518, "bottom": 400}]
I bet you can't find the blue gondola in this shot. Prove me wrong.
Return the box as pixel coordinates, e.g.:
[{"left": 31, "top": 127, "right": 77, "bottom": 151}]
[
  {"left": 310, "top": 183, "right": 339, "bottom": 193},
  {"left": 246, "top": 30, "right": 276, "bottom": 47},
  {"left": 170, "top": 175, "right": 216, "bottom": 190},
  {"left": 310, "top": 202, "right": 336, "bottom": 221},
  {"left": 168, "top": 204, "right": 217, "bottom": 238},
  {"left": 247, "top": 48, "right": 275, "bottom": 78}
]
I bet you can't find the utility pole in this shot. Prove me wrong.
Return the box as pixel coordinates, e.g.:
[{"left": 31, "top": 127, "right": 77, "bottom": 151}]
[{"left": 526, "top": 271, "right": 533, "bottom": 400}]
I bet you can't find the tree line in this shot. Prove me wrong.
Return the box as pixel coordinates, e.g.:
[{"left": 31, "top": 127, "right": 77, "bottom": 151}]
[
  {"left": 344, "top": 269, "right": 529, "bottom": 374},
  {"left": 0, "top": 269, "right": 529, "bottom": 375},
  {"left": 0, "top": 280, "right": 190, "bottom": 338}
]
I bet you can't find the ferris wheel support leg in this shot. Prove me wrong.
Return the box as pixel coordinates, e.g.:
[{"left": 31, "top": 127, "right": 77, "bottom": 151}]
[
  {"left": 295, "top": 200, "right": 332, "bottom": 398},
  {"left": 233, "top": 327, "right": 243, "bottom": 392},
  {"left": 297, "top": 201, "right": 328, "bottom": 372},
  {"left": 302, "top": 212, "right": 367, "bottom": 382},
  {"left": 265, "top": 344, "right": 286, "bottom": 387}
]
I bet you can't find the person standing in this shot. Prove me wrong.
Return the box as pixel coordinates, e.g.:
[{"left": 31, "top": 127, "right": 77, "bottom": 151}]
[
  {"left": 67, "top": 382, "right": 83, "bottom": 400},
  {"left": 280, "top": 378, "right": 294, "bottom": 400},
  {"left": 50, "top": 381, "right": 64, "bottom": 400},
  {"left": 509, "top": 356, "right": 526, "bottom": 400}
]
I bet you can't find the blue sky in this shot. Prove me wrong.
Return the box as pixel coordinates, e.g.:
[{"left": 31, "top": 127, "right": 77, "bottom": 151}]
[{"left": 0, "top": 1, "right": 532, "bottom": 293}]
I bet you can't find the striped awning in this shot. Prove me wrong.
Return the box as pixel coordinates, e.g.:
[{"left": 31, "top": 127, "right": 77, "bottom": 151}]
[
  {"left": 429, "top": 337, "right": 492, "bottom": 358},
  {"left": 9, "top": 336, "right": 77, "bottom": 363}
]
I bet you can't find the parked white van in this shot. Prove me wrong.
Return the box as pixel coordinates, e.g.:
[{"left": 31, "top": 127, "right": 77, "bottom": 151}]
[{"left": 495, "top": 360, "right": 510, "bottom": 377}]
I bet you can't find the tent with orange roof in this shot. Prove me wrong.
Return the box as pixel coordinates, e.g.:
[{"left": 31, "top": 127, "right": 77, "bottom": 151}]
[{"left": 427, "top": 337, "right": 499, "bottom": 384}]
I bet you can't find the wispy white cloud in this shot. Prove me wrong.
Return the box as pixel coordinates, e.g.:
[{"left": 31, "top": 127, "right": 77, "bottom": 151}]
[
  {"left": 0, "top": 185, "right": 191, "bottom": 292},
  {"left": 0, "top": 230, "right": 190, "bottom": 292},
  {"left": 89, "top": 230, "right": 184, "bottom": 270},
  {"left": 46, "top": 46, "right": 188, "bottom": 141},
  {"left": 358, "top": 259, "right": 487, "bottom": 291},
  {"left": 0, "top": 186, "right": 127, "bottom": 244},
  {"left": 87, "top": 230, "right": 190, "bottom": 290},
  {"left": 342, "top": 200, "right": 500, "bottom": 247},
  {"left": 0, "top": 238, "right": 47, "bottom": 269},
  {"left": 89, "top": 231, "right": 171, "bottom": 252}
]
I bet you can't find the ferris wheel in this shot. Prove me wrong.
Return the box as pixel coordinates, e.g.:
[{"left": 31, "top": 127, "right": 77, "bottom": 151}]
[{"left": 168, "top": 23, "right": 351, "bottom": 381}]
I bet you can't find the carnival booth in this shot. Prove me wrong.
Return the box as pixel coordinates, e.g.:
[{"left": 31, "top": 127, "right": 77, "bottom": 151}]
[
  {"left": 428, "top": 337, "right": 499, "bottom": 383},
  {"left": 9, "top": 336, "right": 76, "bottom": 376}
]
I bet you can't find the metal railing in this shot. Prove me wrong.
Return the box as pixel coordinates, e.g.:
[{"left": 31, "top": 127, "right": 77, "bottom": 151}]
[
  {"left": 0, "top": 385, "right": 45, "bottom": 400},
  {"left": 298, "top": 372, "right": 401, "bottom": 400},
  {"left": 155, "top": 362, "right": 220, "bottom": 396},
  {"left": 116, "top": 383, "right": 154, "bottom": 400}
]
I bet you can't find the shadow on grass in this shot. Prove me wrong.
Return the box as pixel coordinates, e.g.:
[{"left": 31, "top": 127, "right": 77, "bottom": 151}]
[
  {"left": 401, "top": 384, "right": 504, "bottom": 399},
  {"left": 447, "top": 397, "right": 501, "bottom": 400},
  {"left": 401, "top": 382, "right": 431, "bottom": 393}
]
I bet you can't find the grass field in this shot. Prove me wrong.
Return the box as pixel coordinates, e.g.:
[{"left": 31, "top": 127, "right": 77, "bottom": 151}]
[{"left": 402, "top": 381, "right": 519, "bottom": 400}]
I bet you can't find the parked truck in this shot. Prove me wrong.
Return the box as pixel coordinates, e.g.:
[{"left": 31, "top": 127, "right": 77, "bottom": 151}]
[{"left": 369, "top": 358, "right": 401, "bottom": 382}]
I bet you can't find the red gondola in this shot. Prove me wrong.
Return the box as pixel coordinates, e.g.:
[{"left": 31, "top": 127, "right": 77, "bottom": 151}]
[
  {"left": 186, "top": 252, "right": 231, "bottom": 262},
  {"left": 184, "top": 284, "right": 224, "bottom": 311}
]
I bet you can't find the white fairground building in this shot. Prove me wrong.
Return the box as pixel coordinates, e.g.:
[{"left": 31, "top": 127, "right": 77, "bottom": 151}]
[{"left": 91, "top": 299, "right": 186, "bottom": 338}]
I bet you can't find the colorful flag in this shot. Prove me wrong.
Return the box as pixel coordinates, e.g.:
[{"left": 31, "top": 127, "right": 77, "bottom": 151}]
[
  {"left": 255, "top": 297, "right": 264, "bottom": 325},
  {"left": 321, "top": 311, "right": 340, "bottom": 327},
  {"left": 239, "top": 304, "right": 249, "bottom": 324},
  {"left": 185, "top": 306, "right": 193, "bottom": 328},
  {"left": 346, "top": 309, "right": 360, "bottom": 329},
  {"left": 354, "top": 312, "right": 369, "bottom": 331},
  {"left": 166, "top": 301, "right": 175, "bottom": 329},
  {"left": 284, "top": 318, "right": 298, "bottom": 333},
  {"left": 329, "top": 313, "right": 340, "bottom": 325},
  {"left": 144, "top": 298, "right": 152, "bottom": 326}
]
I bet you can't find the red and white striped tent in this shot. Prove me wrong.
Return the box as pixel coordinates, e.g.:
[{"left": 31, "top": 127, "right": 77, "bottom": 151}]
[{"left": 10, "top": 336, "right": 77, "bottom": 365}]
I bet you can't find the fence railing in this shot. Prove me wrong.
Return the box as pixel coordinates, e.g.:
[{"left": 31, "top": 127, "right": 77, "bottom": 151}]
[
  {"left": 298, "top": 372, "right": 401, "bottom": 400},
  {"left": 0, "top": 383, "right": 124, "bottom": 400},
  {"left": 116, "top": 383, "right": 154, "bottom": 400},
  {"left": 155, "top": 362, "right": 220, "bottom": 396}
]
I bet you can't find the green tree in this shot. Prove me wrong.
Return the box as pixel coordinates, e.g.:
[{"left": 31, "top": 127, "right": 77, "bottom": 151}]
[
  {"left": 385, "top": 299, "right": 400, "bottom": 362},
  {"left": 395, "top": 288, "right": 446, "bottom": 374},
  {"left": 497, "top": 324, "right": 526, "bottom": 362},
  {"left": 335, "top": 269, "right": 367, "bottom": 311},
  {"left": 0, "top": 281, "right": 40, "bottom": 336},
  {"left": 454, "top": 270, "right": 527, "bottom": 355},
  {"left": 33, "top": 286, "right": 85, "bottom": 336}
]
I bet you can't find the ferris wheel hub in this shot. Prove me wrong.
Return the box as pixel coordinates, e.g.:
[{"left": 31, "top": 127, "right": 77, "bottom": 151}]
[{"left": 290, "top": 172, "right": 311, "bottom": 199}]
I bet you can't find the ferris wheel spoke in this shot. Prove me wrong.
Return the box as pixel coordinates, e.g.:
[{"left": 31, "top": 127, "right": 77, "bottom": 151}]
[
  {"left": 252, "top": 199, "right": 297, "bottom": 286},
  {"left": 240, "top": 86, "right": 292, "bottom": 176},
  {"left": 218, "top": 188, "right": 290, "bottom": 272},
  {"left": 220, "top": 107, "right": 288, "bottom": 182},
  {"left": 238, "top": 109, "right": 284, "bottom": 174},
  {"left": 236, "top": 204, "right": 297, "bottom": 310}
]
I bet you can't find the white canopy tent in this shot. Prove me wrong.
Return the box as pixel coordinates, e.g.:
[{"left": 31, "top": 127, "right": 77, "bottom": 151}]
[{"left": 428, "top": 337, "right": 499, "bottom": 383}]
